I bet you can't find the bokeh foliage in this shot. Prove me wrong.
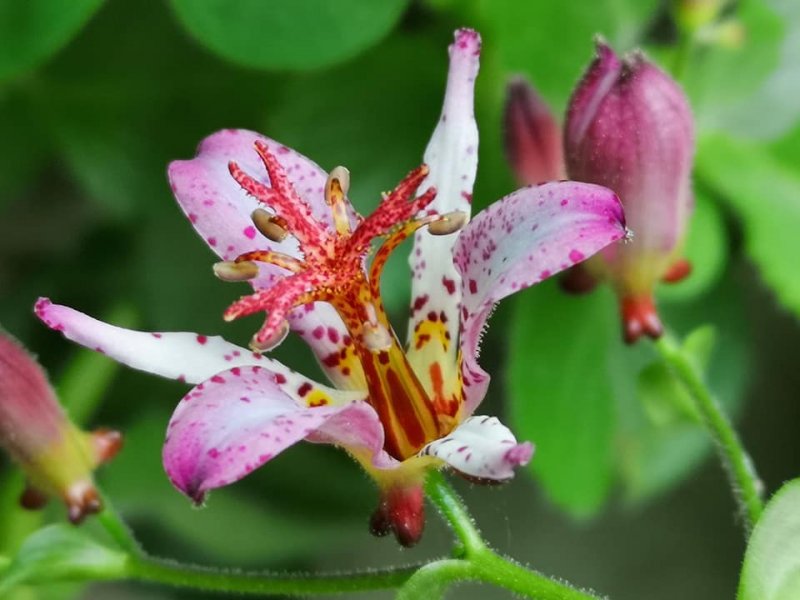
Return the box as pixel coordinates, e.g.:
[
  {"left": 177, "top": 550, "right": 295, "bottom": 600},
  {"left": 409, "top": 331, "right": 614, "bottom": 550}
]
[{"left": 1, "top": 0, "right": 799, "bottom": 598}]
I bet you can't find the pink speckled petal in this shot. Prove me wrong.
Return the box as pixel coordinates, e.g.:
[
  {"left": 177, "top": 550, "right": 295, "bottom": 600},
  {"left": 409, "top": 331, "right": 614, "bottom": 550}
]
[
  {"left": 406, "top": 29, "right": 480, "bottom": 374},
  {"left": 453, "top": 182, "right": 626, "bottom": 413},
  {"left": 35, "top": 298, "right": 286, "bottom": 385},
  {"left": 167, "top": 129, "right": 358, "bottom": 388},
  {"left": 168, "top": 128, "right": 358, "bottom": 265},
  {"left": 419, "top": 416, "right": 533, "bottom": 481},
  {"left": 163, "top": 365, "right": 374, "bottom": 502}
]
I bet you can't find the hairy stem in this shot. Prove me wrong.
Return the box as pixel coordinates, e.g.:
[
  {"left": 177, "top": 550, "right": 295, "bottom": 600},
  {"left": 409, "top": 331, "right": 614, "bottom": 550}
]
[
  {"left": 422, "top": 472, "right": 603, "bottom": 599},
  {"left": 127, "top": 556, "right": 419, "bottom": 596},
  {"left": 653, "top": 335, "right": 764, "bottom": 532}
]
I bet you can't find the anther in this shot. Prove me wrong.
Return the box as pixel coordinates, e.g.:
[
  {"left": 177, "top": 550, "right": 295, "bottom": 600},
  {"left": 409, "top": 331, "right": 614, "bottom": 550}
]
[
  {"left": 427, "top": 211, "right": 468, "bottom": 236},
  {"left": 250, "top": 320, "right": 290, "bottom": 353},
  {"left": 213, "top": 261, "right": 260, "bottom": 282},
  {"left": 251, "top": 208, "right": 289, "bottom": 242},
  {"left": 325, "top": 166, "right": 352, "bottom": 236},
  {"left": 327, "top": 166, "right": 350, "bottom": 197}
]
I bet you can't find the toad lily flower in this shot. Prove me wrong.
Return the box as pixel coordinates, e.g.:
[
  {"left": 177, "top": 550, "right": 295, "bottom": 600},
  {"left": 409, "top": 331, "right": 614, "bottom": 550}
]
[
  {"left": 0, "top": 330, "right": 121, "bottom": 523},
  {"left": 36, "top": 29, "right": 626, "bottom": 546}
]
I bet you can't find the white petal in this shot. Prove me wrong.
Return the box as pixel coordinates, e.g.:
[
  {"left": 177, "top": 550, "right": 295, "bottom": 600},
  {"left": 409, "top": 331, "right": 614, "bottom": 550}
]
[{"left": 419, "top": 416, "right": 533, "bottom": 481}]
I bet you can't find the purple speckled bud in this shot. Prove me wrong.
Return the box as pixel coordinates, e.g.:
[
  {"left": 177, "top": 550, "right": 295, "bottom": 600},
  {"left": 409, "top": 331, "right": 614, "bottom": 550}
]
[
  {"left": 0, "top": 330, "right": 122, "bottom": 523},
  {"left": 503, "top": 77, "right": 565, "bottom": 185},
  {"left": 564, "top": 40, "right": 695, "bottom": 343}
]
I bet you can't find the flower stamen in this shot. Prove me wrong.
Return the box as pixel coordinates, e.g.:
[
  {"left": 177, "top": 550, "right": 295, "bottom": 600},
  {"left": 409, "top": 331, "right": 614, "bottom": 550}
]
[
  {"left": 325, "top": 166, "right": 352, "bottom": 237},
  {"left": 251, "top": 208, "right": 289, "bottom": 243}
]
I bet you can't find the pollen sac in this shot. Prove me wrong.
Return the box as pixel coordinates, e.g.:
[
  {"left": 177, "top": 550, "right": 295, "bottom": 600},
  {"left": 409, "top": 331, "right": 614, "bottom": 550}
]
[
  {"left": 251, "top": 208, "right": 288, "bottom": 243},
  {"left": 369, "top": 484, "right": 425, "bottom": 548},
  {"left": 213, "top": 260, "right": 260, "bottom": 282},
  {"left": 564, "top": 40, "right": 695, "bottom": 343},
  {"left": 0, "top": 331, "right": 122, "bottom": 523},
  {"left": 427, "top": 211, "right": 468, "bottom": 236}
]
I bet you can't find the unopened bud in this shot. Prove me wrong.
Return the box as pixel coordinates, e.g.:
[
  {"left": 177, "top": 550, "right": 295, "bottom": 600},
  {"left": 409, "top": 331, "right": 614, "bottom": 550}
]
[
  {"left": 427, "top": 211, "right": 468, "bottom": 236},
  {"left": 251, "top": 208, "right": 288, "bottom": 243},
  {"left": 503, "top": 77, "right": 565, "bottom": 185},
  {"left": 564, "top": 41, "right": 694, "bottom": 343},
  {"left": 0, "top": 330, "right": 121, "bottom": 523},
  {"left": 213, "top": 260, "right": 260, "bottom": 282}
]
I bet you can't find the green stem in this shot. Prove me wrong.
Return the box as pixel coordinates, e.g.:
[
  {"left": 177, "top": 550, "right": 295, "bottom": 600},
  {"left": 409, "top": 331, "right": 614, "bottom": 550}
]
[
  {"left": 95, "top": 494, "right": 141, "bottom": 556},
  {"left": 423, "top": 472, "right": 603, "bottom": 600},
  {"left": 424, "top": 471, "right": 485, "bottom": 553},
  {"left": 127, "top": 555, "right": 419, "bottom": 596},
  {"left": 653, "top": 336, "right": 764, "bottom": 532}
]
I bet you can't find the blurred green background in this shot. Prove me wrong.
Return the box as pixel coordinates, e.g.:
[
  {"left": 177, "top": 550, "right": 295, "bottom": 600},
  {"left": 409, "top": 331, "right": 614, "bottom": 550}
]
[{"left": 1, "top": 0, "right": 799, "bottom": 598}]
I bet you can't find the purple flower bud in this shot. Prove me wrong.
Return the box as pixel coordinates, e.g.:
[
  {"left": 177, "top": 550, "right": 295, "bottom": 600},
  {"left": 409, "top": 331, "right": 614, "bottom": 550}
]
[
  {"left": 0, "top": 330, "right": 122, "bottom": 523},
  {"left": 503, "top": 77, "right": 565, "bottom": 185},
  {"left": 564, "top": 40, "right": 695, "bottom": 343}
]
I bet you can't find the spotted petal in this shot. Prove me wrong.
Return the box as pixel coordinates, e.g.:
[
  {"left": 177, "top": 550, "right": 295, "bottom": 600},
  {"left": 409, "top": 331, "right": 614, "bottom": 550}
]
[
  {"left": 168, "top": 129, "right": 361, "bottom": 389},
  {"left": 164, "top": 365, "right": 382, "bottom": 502},
  {"left": 419, "top": 416, "right": 533, "bottom": 481},
  {"left": 35, "top": 298, "right": 281, "bottom": 385},
  {"left": 406, "top": 29, "right": 480, "bottom": 400},
  {"left": 453, "top": 182, "right": 626, "bottom": 413}
]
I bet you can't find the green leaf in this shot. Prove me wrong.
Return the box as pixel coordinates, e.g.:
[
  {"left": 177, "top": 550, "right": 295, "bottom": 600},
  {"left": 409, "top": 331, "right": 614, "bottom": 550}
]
[
  {"left": 739, "top": 479, "right": 800, "bottom": 600},
  {"left": 681, "top": 0, "right": 785, "bottom": 135},
  {"left": 476, "top": 0, "right": 659, "bottom": 108},
  {"left": 697, "top": 133, "right": 800, "bottom": 318},
  {"left": 168, "top": 0, "right": 410, "bottom": 71},
  {"left": 0, "top": 525, "right": 127, "bottom": 593},
  {"left": 637, "top": 360, "right": 698, "bottom": 427},
  {"left": 620, "top": 276, "right": 750, "bottom": 502},
  {"left": 696, "top": 0, "right": 800, "bottom": 139},
  {"left": 0, "top": 0, "right": 104, "bottom": 82},
  {"left": 507, "top": 284, "right": 617, "bottom": 518}
]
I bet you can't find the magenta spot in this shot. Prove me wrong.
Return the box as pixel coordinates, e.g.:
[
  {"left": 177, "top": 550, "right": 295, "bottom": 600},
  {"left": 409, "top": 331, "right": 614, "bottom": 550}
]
[
  {"left": 208, "top": 237, "right": 217, "bottom": 247},
  {"left": 151, "top": 332, "right": 163, "bottom": 338},
  {"left": 275, "top": 373, "right": 287, "bottom": 384},
  {"left": 312, "top": 326, "right": 324, "bottom": 340},
  {"left": 539, "top": 269, "right": 551, "bottom": 279},
  {"left": 211, "top": 375, "right": 225, "bottom": 384},
  {"left": 207, "top": 448, "right": 220, "bottom": 459},
  {"left": 298, "top": 382, "right": 312, "bottom": 397},
  {"left": 240, "top": 396, "right": 251, "bottom": 403},
  {"left": 469, "top": 279, "right": 478, "bottom": 294},
  {"left": 188, "top": 213, "right": 198, "bottom": 224},
  {"left": 231, "top": 367, "right": 241, "bottom": 376},
  {"left": 203, "top": 199, "right": 215, "bottom": 207},
  {"left": 442, "top": 277, "right": 456, "bottom": 295},
  {"left": 196, "top": 335, "right": 208, "bottom": 345},
  {"left": 243, "top": 226, "right": 256, "bottom": 239},
  {"left": 560, "top": 199, "right": 568, "bottom": 206},
  {"left": 569, "top": 249, "right": 585, "bottom": 263},
  {"left": 327, "top": 327, "right": 339, "bottom": 344}
]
